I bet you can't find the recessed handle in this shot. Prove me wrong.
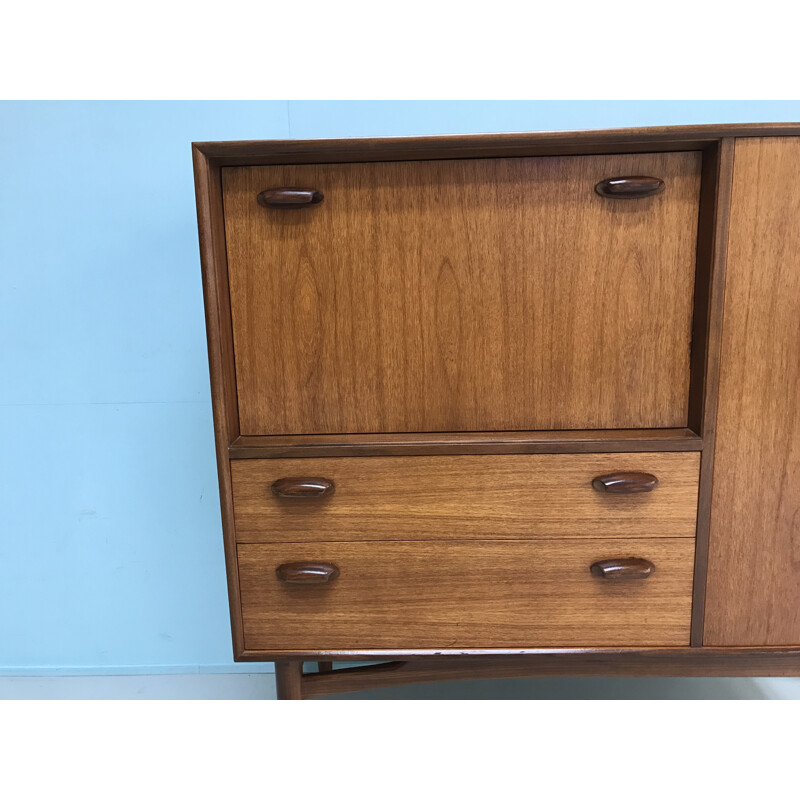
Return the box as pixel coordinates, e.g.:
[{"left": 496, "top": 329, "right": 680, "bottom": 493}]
[
  {"left": 590, "top": 558, "right": 655, "bottom": 580},
  {"left": 271, "top": 477, "right": 335, "bottom": 498},
  {"left": 257, "top": 187, "right": 324, "bottom": 208},
  {"left": 592, "top": 472, "right": 659, "bottom": 493},
  {"left": 276, "top": 562, "right": 340, "bottom": 584},
  {"left": 595, "top": 176, "right": 665, "bottom": 199}
]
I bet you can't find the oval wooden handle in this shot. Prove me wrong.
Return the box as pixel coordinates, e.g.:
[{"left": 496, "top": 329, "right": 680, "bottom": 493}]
[
  {"left": 591, "top": 558, "right": 655, "bottom": 579},
  {"left": 595, "top": 176, "right": 665, "bottom": 199},
  {"left": 257, "top": 188, "right": 324, "bottom": 208},
  {"left": 276, "top": 562, "right": 340, "bottom": 584},
  {"left": 271, "top": 477, "right": 335, "bottom": 498},
  {"left": 592, "top": 472, "right": 659, "bottom": 493}
]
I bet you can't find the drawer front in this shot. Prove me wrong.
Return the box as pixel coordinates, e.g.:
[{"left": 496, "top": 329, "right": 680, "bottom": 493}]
[
  {"left": 238, "top": 538, "right": 695, "bottom": 649},
  {"left": 231, "top": 452, "right": 700, "bottom": 542},
  {"left": 222, "top": 152, "right": 702, "bottom": 436}
]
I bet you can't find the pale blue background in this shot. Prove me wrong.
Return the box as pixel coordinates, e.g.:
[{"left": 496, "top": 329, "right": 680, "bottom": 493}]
[{"left": 2, "top": 101, "right": 800, "bottom": 677}]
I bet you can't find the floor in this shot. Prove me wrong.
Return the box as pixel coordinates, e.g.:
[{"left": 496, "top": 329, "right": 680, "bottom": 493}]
[{"left": 2, "top": 674, "right": 800, "bottom": 699}]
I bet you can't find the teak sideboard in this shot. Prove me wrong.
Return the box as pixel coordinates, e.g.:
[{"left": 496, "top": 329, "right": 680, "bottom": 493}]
[{"left": 193, "top": 124, "right": 800, "bottom": 699}]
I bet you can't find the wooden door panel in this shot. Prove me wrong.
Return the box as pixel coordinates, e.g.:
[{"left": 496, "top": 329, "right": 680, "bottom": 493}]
[
  {"left": 222, "top": 152, "right": 701, "bottom": 435},
  {"left": 705, "top": 137, "right": 800, "bottom": 646}
]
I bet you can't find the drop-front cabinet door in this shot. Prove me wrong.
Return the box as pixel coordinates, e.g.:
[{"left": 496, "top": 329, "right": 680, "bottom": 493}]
[
  {"left": 222, "top": 153, "right": 701, "bottom": 436},
  {"left": 705, "top": 138, "right": 800, "bottom": 646}
]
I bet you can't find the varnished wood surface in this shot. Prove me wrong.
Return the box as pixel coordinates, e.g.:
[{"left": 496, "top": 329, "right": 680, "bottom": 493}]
[
  {"left": 193, "top": 147, "right": 246, "bottom": 655},
  {"left": 705, "top": 137, "right": 800, "bottom": 646},
  {"left": 243, "top": 645, "right": 800, "bottom": 661},
  {"left": 274, "top": 660, "right": 303, "bottom": 700},
  {"left": 230, "top": 428, "right": 703, "bottom": 459},
  {"left": 238, "top": 538, "right": 695, "bottom": 650},
  {"left": 223, "top": 152, "right": 701, "bottom": 436},
  {"left": 231, "top": 452, "right": 699, "bottom": 542},
  {"left": 194, "top": 123, "right": 800, "bottom": 167},
  {"left": 688, "top": 139, "right": 735, "bottom": 645}
]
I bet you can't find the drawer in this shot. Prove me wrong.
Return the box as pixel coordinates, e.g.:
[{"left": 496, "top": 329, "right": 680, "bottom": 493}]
[
  {"left": 238, "top": 538, "right": 695, "bottom": 650},
  {"left": 222, "top": 151, "right": 702, "bottom": 436},
  {"left": 231, "top": 452, "right": 700, "bottom": 542}
]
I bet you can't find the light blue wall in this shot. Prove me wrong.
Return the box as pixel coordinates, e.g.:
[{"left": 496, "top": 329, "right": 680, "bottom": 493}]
[{"left": 2, "top": 101, "right": 800, "bottom": 676}]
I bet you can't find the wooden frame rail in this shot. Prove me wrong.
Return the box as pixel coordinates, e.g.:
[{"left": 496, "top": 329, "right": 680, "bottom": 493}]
[{"left": 276, "top": 650, "right": 800, "bottom": 699}]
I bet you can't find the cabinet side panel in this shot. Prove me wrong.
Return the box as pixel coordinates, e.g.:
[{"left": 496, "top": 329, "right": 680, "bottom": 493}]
[
  {"left": 705, "top": 137, "right": 800, "bottom": 645},
  {"left": 194, "top": 148, "right": 245, "bottom": 657}
]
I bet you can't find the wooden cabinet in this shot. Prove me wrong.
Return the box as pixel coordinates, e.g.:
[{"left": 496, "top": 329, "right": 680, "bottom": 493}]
[{"left": 193, "top": 124, "right": 800, "bottom": 698}]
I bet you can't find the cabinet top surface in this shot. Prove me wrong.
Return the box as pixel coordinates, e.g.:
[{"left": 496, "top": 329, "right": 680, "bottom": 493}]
[{"left": 193, "top": 122, "right": 800, "bottom": 163}]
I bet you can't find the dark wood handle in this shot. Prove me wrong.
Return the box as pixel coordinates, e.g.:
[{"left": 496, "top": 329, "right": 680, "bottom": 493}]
[
  {"left": 590, "top": 558, "right": 655, "bottom": 579},
  {"left": 271, "top": 477, "right": 335, "bottom": 498},
  {"left": 276, "top": 562, "right": 340, "bottom": 584},
  {"left": 592, "top": 472, "right": 659, "bottom": 493},
  {"left": 257, "top": 188, "right": 324, "bottom": 208},
  {"left": 595, "top": 176, "right": 665, "bottom": 199}
]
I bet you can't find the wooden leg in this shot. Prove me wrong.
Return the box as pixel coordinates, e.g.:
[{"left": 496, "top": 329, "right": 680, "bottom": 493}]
[
  {"left": 275, "top": 660, "right": 304, "bottom": 700},
  {"left": 317, "top": 661, "right": 333, "bottom": 673}
]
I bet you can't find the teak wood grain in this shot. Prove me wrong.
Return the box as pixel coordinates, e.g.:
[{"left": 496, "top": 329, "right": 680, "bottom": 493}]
[
  {"left": 222, "top": 152, "right": 702, "bottom": 436},
  {"left": 687, "top": 139, "right": 734, "bottom": 646},
  {"left": 238, "top": 538, "right": 695, "bottom": 650},
  {"left": 704, "top": 137, "right": 800, "bottom": 646},
  {"left": 193, "top": 147, "right": 246, "bottom": 655},
  {"left": 231, "top": 452, "right": 700, "bottom": 543}
]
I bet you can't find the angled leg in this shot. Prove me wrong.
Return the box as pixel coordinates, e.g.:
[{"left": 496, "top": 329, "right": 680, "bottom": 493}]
[{"left": 275, "top": 660, "right": 304, "bottom": 700}]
